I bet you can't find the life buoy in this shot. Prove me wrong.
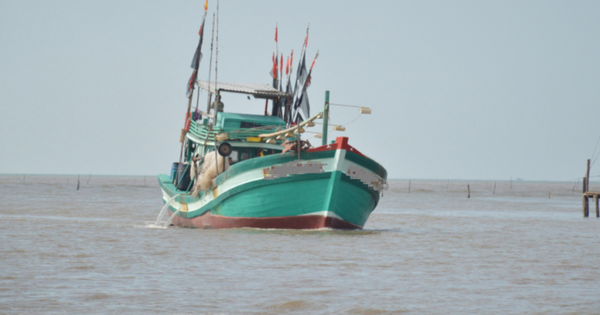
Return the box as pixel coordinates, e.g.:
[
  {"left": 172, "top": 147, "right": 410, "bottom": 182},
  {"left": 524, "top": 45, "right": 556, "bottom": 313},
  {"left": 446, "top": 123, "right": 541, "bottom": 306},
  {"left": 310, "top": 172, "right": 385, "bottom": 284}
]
[
  {"left": 184, "top": 112, "right": 193, "bottom": 132},
  {"left": 185, "top": 118, "right": 191, "bottom": 132}
]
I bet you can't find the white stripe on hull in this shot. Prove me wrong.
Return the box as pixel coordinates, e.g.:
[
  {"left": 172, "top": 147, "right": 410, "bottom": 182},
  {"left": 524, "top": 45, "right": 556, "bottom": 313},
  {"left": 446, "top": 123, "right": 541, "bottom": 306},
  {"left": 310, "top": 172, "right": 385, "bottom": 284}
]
[{"left": 162, "top": 150, "right": 384, "bottom": 214}]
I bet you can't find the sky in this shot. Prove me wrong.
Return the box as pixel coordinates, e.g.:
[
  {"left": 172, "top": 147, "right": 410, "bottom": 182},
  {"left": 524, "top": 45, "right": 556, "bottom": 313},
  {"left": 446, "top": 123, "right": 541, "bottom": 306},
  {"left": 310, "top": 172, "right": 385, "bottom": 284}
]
[{"left": 1, "top": 0, "right": 599, "bottom": 181}]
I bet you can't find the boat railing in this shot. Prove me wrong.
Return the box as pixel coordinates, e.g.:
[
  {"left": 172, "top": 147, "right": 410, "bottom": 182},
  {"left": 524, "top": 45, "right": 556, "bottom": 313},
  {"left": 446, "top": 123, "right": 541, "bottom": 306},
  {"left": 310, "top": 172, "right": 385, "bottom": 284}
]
[{"left": 188, "top": 119, "right": 295, "bottom": 143}]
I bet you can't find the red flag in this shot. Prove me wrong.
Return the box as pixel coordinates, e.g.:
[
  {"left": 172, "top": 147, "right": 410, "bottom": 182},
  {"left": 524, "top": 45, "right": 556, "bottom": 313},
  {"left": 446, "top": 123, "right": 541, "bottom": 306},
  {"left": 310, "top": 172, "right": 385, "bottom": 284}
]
[
  {"left": 204, "top": 0, "right": 208, "bottom": 11},
  {"left": 187, "top": 10, "right": 207, "bottom": 97},
  {"left": 275, "top": 25, "right": 278, "bottom": 42},
  {"left": 310, "top": 51, "right": 319, "bottom": 70},
  {"left": 273, "top": 55, "right": 277, "bottom": 80},
  {"left": 286, "top": 57, "right": 289, "bottom": 75}
]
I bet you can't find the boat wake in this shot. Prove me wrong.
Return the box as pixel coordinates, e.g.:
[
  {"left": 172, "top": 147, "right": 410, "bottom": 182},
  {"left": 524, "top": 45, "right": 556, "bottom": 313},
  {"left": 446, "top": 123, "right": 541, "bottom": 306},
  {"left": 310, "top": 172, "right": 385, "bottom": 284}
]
[
  {"left": 150, "top": 194, "right": 183, "bottom": 229},
  {"left": 142, "top": 223, "right": 169, "bottom": 229}
]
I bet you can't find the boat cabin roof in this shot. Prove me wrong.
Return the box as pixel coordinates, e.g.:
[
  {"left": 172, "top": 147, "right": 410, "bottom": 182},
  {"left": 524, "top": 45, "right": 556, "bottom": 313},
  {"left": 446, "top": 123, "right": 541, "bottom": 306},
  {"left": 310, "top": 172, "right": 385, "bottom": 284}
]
[{"left": 197, "top": 80, "right": 291, "bottom": 99}]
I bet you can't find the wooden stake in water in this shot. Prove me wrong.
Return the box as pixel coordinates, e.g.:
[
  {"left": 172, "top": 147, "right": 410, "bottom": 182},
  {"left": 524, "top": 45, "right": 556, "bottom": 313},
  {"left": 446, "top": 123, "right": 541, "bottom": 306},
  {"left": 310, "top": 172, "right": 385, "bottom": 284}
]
[
  {"left": 583, "top": 159, "right": 592, "bottom": 217},
  {"left": 585, "top": 159, "right": 591, "bottom": 193},
  {"left": 77, "top": 175, "right": 80, "bottom": 191},
  {"left": 467, "top": 184, "right": 471, "bottom": 198}
]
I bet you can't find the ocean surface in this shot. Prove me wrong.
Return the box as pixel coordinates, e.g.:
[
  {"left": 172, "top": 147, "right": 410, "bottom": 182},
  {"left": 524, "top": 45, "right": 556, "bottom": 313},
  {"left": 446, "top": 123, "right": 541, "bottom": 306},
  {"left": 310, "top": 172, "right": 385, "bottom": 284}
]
[{"left": 1, "top": 175, "right": 599, "bottom": 314}]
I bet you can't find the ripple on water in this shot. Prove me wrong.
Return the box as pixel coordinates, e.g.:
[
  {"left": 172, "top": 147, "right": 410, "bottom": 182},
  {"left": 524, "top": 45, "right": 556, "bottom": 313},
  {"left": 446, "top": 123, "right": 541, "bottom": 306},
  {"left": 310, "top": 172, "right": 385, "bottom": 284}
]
[{"left": 2, "top": 177, "right": 600, "bottom": 314}]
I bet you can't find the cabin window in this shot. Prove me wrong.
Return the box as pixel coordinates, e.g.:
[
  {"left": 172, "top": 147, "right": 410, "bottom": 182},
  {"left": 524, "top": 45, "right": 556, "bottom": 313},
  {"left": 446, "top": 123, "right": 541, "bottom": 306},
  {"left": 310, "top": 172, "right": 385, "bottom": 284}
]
[
  {"left": 240, "top": 121, "right": 267, "bottom": 129},
  {"left": 230, "top": 151, "right": 239, "bottom": 163},
  {"left": 241, "top": 151, "right": 250, "bottom": 161}
]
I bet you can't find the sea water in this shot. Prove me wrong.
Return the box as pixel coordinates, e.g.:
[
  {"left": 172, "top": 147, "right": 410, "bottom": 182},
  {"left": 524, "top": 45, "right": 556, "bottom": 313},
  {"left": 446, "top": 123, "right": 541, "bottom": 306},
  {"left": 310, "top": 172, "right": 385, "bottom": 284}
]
[{"left": 1, "top": 175, "right": 599, "bottom": 314}]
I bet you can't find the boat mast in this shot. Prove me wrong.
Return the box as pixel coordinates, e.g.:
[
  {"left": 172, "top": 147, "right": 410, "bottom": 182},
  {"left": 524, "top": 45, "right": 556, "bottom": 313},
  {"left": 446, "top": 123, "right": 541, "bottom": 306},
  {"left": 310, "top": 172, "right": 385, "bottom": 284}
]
[
  {"left": 205, "top": 13, "right": 216, "bottom": 120},
  {"left": 213, "top": 0, "right": 220, "bottom": 124},
  {"left": 322, "top": 90, "right": 329, "bottom": 145}
]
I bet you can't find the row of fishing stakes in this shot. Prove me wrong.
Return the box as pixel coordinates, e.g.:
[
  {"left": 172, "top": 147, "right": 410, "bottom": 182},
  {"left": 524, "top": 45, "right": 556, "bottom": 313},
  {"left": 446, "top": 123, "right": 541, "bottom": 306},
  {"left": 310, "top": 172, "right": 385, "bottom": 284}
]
[
  {"left": 403, "top": 180, "right": 553, "bottom": 199},
  {"left": 70, "top": 175, "right": 148, "bottom": 191}
]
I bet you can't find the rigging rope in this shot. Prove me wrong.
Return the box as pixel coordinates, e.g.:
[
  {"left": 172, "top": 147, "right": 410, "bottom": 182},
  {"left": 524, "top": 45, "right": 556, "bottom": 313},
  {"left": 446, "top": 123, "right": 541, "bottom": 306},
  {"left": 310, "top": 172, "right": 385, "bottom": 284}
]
[{"left": 591, "top": 133, "right": 600, "bottom": 168}]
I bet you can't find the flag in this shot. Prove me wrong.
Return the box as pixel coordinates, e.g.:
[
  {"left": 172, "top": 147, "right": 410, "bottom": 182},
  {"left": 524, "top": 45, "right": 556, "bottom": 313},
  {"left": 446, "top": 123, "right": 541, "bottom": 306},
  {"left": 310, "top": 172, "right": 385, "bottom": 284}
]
[
  {"left": 186, "top": 11, "right": 207, "bottom": 97},
  {"left": 290, "top": 50, "right": 294, "bottom": 75},
  {"left": 272, "top": 54, "right": 278, "bottom": 88},
  {"left": 293, "top": 89, "right": 310, "bottom": 123},
  {"left": 269, "top": 53, "right": 281, "bottom": 117},
  {"left": 284, "top": 77, "right": 292, "bottom": 124},
  {"left": 293, "top": 52, "right": 307, "bottom": 98},
  {"left": 292, "top": 51, "right": 319, "bottom": 121}
]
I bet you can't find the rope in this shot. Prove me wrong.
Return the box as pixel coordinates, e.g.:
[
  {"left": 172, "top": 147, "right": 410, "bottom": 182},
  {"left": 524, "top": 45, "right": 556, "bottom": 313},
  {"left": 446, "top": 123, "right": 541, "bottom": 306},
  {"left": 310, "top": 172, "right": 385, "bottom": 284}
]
[
  {"left": 339, "top": 113, "right": 362, "bottom": 127},
  {"left": 329, "top": 103, "right": 363, "bottom": 108},
  {"left": 591, "top": 133, "right": 600, "bottom": 167}
]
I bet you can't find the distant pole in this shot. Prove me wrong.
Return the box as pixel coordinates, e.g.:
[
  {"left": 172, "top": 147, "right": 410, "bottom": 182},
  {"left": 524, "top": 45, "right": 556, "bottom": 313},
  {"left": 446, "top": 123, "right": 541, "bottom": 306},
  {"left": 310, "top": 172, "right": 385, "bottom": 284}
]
[
  {"left": 586, "top": 159, "right": 591, "bottom": 192},
  {"left": 493, "top": 182, "right": 496, "bottom": 195},
  {"left": 583, "top": 159, "right": 592, "bottom": 218},
  {"left": 595, "top": 196, "right": 599, "bottom": 218},
  {"left": 467, "top": 184, "right": 470, "bottom": 198},
  {"left": 583, "top": 176, "right": 587, "bottom": 194},
  {"left": 77, "top": 175, "right": 80, "bottom": 191},
  {"left": 322, "top": 90, "right": 329, "bottom": 146}
]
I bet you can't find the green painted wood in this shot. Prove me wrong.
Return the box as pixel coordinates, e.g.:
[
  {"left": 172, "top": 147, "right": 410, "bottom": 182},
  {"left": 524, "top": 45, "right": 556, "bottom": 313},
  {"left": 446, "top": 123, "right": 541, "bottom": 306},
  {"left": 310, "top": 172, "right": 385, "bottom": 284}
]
[
  {"left": 216, "top": 112, "right": 286, "bottom": 130},
  {"left": 334, "top": 176, "right": 377, "bottom": 226},
  {"left": 345, "top": 150, "right": 388, "bottom": 179},
  {"left": 215, "top": 150, "right": 336, "bottom": 185},
  {"left": 322, "top": 90, "right": 329, "bottom": 146},
  {"left": 159, "top": 169, "right": 379, "bottom": 227}
]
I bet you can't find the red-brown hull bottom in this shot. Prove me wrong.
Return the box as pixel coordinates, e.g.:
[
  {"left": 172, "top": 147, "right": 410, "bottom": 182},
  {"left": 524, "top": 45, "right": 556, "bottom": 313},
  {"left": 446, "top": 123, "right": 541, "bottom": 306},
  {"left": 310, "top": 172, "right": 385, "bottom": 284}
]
[{"left": 169, "top": 210, "right": 362, "bottom": 230}]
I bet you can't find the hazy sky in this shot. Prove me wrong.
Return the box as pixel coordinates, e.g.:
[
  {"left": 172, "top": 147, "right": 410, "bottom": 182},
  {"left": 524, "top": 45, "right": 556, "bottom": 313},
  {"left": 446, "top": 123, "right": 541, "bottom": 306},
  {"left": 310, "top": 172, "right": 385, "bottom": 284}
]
[{"left": 1, "top": 0, "right": 599, "bottom": 181}]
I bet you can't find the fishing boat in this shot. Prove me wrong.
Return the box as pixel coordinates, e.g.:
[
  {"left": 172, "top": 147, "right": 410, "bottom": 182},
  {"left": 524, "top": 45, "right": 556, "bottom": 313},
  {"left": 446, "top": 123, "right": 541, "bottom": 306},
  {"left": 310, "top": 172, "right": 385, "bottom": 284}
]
[{"left": 157, "top": 5, "right": 387, "bottom": 230}]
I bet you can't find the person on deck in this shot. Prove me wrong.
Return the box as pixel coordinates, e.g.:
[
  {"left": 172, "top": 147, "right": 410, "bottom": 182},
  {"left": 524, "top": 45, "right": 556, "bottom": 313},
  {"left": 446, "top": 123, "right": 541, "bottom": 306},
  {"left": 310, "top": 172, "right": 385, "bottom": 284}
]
[{"left": 211, "top": 94, "right": 224, "bottom": 113}]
